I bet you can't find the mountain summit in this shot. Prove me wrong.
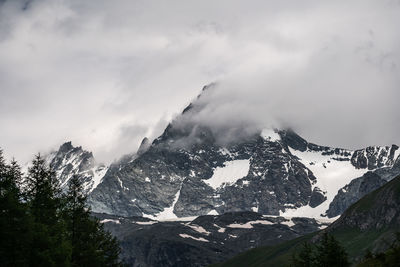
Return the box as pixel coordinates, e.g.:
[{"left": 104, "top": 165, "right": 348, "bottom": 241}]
[{"left": 74, "top": 87, "right": 399, "bottom": 219}]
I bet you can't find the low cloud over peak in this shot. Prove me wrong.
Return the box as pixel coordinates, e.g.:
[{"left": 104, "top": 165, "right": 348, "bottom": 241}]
[{"left": 0, "top": 0, "right": 399, "bottom": 163}]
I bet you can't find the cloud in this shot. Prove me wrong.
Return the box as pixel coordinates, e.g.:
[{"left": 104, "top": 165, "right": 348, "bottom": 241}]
[{"left": 0, "top": 0, "right": 399, "bottom": 163}]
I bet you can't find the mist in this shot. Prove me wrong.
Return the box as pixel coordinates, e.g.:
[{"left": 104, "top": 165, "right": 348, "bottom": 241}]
[{"left": 0, "top": 0, "right": 399, "bottom": 163}]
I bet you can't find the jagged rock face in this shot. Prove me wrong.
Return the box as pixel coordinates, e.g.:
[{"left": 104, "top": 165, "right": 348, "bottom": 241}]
[
  {"left": 46, "top": 87, "right": 398, "bottom": 220},
  {"left": 326, "top": 155, "right": 400, "bottom": 218},
  {"left": 47, "top": 142, "right": 108, "bottom": 193},
  {"left": 331, "top": 175, "right": 400, "bottom": 231},
  {"left": 351, "top": 145, "right": 399, "bottom": 170},
  {"left": 88, "top": 87, "right": 399, "bottom": 219},
  {"left": 326, "top": 172, "right": 386, "bottom": 218},
  {"left": 95, "top": 211, "right": 328, "bottom": 267},
  {"left": 89, "top": 129, "right": 316, "bottom": 217}
]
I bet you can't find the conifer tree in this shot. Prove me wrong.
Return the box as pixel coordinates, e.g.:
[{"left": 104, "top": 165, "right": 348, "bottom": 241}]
[
  {"left": 292, "top": 233, "right": 350, "bottom": 267},
  {"left": 314, "top": 233, "right": 350, "bottom": 267},
  {"left": 291, "top": 242, "right": 314, "bottom": 267},
  {"left": 0, "top": 150, "right": 123, "bottom": 266},
  {"left": 65, "top": 175, "right": 122, "bottom": 267},
  {"left": 0, "top": 151, "right": 32, "bottom": 266},
  {"left": 25, "top": 154, "right": 71, "bottom": 266}
]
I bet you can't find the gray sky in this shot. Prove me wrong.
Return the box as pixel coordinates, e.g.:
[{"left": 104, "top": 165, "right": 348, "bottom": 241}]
[{"left": 1, "top": 0, "right": 399, "bottom": 164}]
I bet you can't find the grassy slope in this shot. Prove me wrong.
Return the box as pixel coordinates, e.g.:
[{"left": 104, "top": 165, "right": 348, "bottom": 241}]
[{"left": 213, "top": 176, "right": 400, "bottom": 267}]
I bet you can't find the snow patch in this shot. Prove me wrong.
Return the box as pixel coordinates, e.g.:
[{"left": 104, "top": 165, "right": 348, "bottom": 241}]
[
  {"left": 205, "top": 160, "right": 251, "bottom": 189},
  {"left": 90, "top": 166, "right": 108, "bottom": 192},
  {"left": 281, "top": 148, "right": 367, "bottom": 219},
  {"left": 261, "top": 129, "right": 280, "bottom": 142},
  {"left": 135, "top": 221, "right": 157, "bottom": 225},
  {"left": 227, "top": 220, "right": 273, "bottom": 229},
  {"left": 179, "top": 234, "right": 209, "bottom": 242},
  {"left": 143, "top": 185, "right": 183, "bottom": 220},
  {"left": 100, "top": 219, "right": 121, "bottom": 224},
  {"left": 207, "top": 209, "right": 218, "bottom": 215},
  {"left": 218, "top": 228, "right": 226, "bottom": 233},
  {"left": 187, "top": 224, "right": 211, "bottom": 235},
  {"left": 280, "top": 219, "right": 295, "bottom": 227}
]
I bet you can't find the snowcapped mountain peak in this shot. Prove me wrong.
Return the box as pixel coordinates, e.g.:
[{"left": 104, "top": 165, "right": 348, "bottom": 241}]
[
  {"left": 44, "top": 87, "right": 400, "bottom": 223},
  {"left": 47, "top": 142, "right": 108, "bottom": 193},
  {"left": 260, "top": 128, "right": 280, "bottom": 142}
]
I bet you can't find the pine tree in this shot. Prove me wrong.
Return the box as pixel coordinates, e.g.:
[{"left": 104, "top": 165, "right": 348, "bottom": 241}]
[
  {"left": 25, "top": 154, "right": 71, "bottom": 266},
  {"left": 0, "top": 151, "right": 32, "bottom": 266},
  {"left": 314, "top": 233, "right": 350, "bottom": 267},
  {"left": 65, "top": 175, "right": 122, "bottom": 266},
  {"left": 1, "top": 151, "right": 124, "bottom": 266},
  {"left": 291, "top": 242, "right": 314, "bottom": 267}
]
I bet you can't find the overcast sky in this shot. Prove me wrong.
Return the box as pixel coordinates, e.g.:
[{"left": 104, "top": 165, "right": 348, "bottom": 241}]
[{"left": 1, "top": 0, "right": 399, "bottom": 164}]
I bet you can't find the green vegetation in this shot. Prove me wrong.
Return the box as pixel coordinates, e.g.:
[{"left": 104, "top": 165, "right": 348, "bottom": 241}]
[
  {"left": 213, "top": 228, "right": 400, "bottom": 267},
  {"left": 210, "top": 234, "right": 315, "bottom": 267},
  {"left": 0, "top": 149, "right": 123, "bottom": 266},
  {"left": 291, "top": 233, "right": 349, "bottom": 267},
  {"left": 357, "top": 233, "right": 400, "bottom": 267}
]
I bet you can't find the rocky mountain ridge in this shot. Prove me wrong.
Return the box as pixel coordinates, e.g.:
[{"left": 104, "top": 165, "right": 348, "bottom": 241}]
[
  {"left": 86, "top": 85, "right": 399, "bottom": 219},
  {"left": 46, "top": 87, "right": 400, "bottom": 221},
  {"left": 45, "top": 141, "right": 108, "bottom": 194}
]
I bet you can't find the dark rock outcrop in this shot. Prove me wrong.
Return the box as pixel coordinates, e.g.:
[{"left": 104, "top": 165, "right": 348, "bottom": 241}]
[
  {"left": 331, "top": 175, "right": 400, "bottom": 230},
  {"left": 327, "top": 172, "right": 386, "bottom": 217},
  {"left": 327, "top": 155, "right": 400, "bottom": 218},
  {"left": 309, "top": 187, "right": 327, "bottom": 208}
]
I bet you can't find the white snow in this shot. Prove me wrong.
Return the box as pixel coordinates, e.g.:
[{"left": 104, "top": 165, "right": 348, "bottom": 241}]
[
  {"left": 213, "top": 224, "right": 226, "bottom": 233},
  {"left": 187, "top": 224, "right": 211, "bottom": 235},
  {"left": 261, "top": 129, "right": 281, "bottom": 142},
  {"left": 135, "top": 221, "right": 157, "bottom": 225},
  {"left": 179, "top": 234, "right": 209, "bottom": 242},
  {"left": 205, "top": 159, "right": 251, "bottom": 189},
  {"left": 143, "top": 185, "right": 182, "bottom": 221},
  {"left": 227, "top": 220, "right": 273, "bottom": 229},
  {"left": 90, "top": 166, "right": 108, "bottom": 192},
  {"left": 227, "top": 222, "right": 253, "bottom": 229},
  {"left": 280, "top": 219, "right": 295, "bottom": 227},
  {"left": 100, "top": 219, "right": 121, "bottom": 224},
  {"left": 280, "top": 148, "right": 368, "bottom": 219},
  {"left": 207, "top": 210, "right": 218, "bottom": 215},
  {"left": 219, "top": 148, "right": 233, "bottom": 157}
]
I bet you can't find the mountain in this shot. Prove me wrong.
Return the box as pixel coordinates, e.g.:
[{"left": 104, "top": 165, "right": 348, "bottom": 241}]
[
  {"left": 85, "top": 86, "right": 399, "bottom": 220},
  {"left": 95, "top": 211, "right": 329, "bottom": 267},
  {"left": 327, "top": 152, "right": 400, "bottom": 217},
  {"left": 45, "top": 141, "right": 108, "bottom": 194},
  {"left": 42, "top": 86, "right": 400, "bottom": 266},
  {"left": 213, "top": 175, "right": 400, "bottom": 267},
  {"left": 41, "top": 86, "right": 399, "bottom": 220}
]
